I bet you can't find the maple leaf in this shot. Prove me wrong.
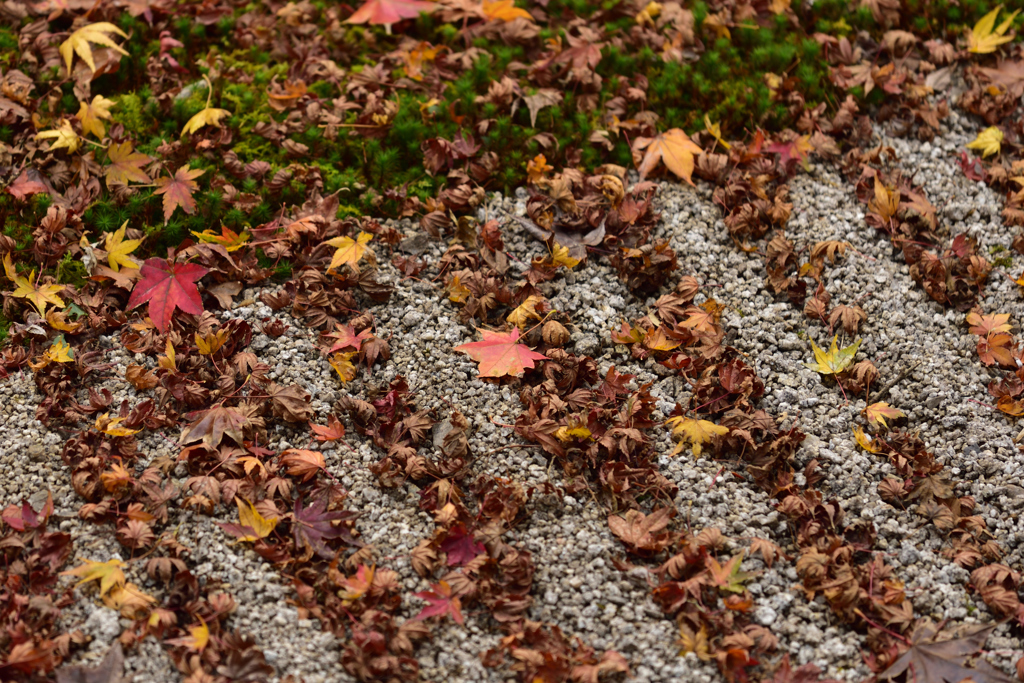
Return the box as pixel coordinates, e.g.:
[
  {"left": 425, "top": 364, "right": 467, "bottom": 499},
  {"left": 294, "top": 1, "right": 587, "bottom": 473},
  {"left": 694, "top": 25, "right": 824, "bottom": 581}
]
[
  {"left": 454, "top": 327, "right": 548, "bottom": 378},
  {"left": 853, "top": 426, "right": 883, "bottom": 453},
  {"left": 293, "top": 497, "right": 359, "bottom": 559},
  {"left": 879, "top": 621, "right": 1013, "bottom": 683},
  {"left": 195, "top": 328, "right": 228, "bottom": 355},
  {"left": 766, "top": 135, "right": 813, "bottom": 168},
  {"left": 2, "top": 493, "right": 53, "bottom": 532},
  {"left": 968, "top": 5, "right": 1019, "bottom": 54},
  {"left": 551, "top": 242, "right": 580, "bottom": 269},
  {"left": 179, "top": 403, "right": 247, "bottom": 448},
  {"left": 76, "top": 95, "right": 116, "bottom": 139},
  {"left": 310, "top": 414, "right": 346, "bottom": 441},
  {"left": 979, "top": 60, "right": 1024, "bottom": 97},
  {"left": 6, "top": 168, "right": 47, "bottom": 200},
  {"left": 42, "top": 335, "right": 75, "bottom": 364},
  {"left": 280, "top": 449, "right": 326, "bottom": 482},
  {"left": 104, "top": 222, "right": 140, "bottom": 272},
  {"left": 60, "top": 22, "right": 128, "bottom": 75},
  {"left": 864, "top": 402, "right": 906, "bottom": 429},
  {"left": 325, "top": 323, "right": 372, "bottom": 353},
  {"left": 608, "top": 507, "right": 674, "bottom": 553},
  {"left": 703, "top": 114, "right": 731, "bottom": 150},
  {"left": 804, "top": 335, "right": 861, "bottom": 376},
  {"left": 153, "top": 166, "right": 205, "bottom": 223},
  {"left": 326, "top": 231, "right": 373, "bottom": 272},
  {"left": 447, "top": 275, "right": 471, "bottom": 303},
  {"left": 62, "top": 558, "right": 126, "bottom": 596},
  {"left": 181, "top": 106, "right": 231, "bottom": 136},
  {"left": 3, "top": 253, "right": 64, "bottom": 315},
  {"left": 95, "top": 412, "right": 140, "bottom": 437},
  {"left": 329, "top": 351, "right": 358, "bottom": 382},
  {"left": 440, "top": 524, "right": 485, "bottom": 566},
  {"left": 868, "top": 176, "right": 900, "bottom": 223},
  {"left": 103, "top": 581, "right": 157, "bottom": 618},
  {"left": 218, "top": 497, "right": 277, "bottom": 542},
  {"left": 339, "top": 564, "right": 375, "bottom": 601},
  {"left": 126, "top": 257, "right": 208, "bottom": 333},
  {"left": 411, "top": 581, "right": 464, "bottom": 625},
  {"left": 482, "top": 0, "right": 534, "bottom": 22},
  {"left": 105, "top": 141, "right": 152, "bottom": 185},
  {"left": 665, "top": 416, "right": 729, "bottom": 456},
  {"left": 967, "top": 126, "right": 1003, "bottom": 158},
  {"left": 967, "top": 311, "right": 1012, "bottom": 337},
  {"left": 633, "top": 128, "right": 703, "bottom": 185},
  {"left": 55, "top": 643, "right": 124, "bottom": 683},
  {"left": 707, "top": 553, "right": 752, "bottom": 594},
  {"left": 167, "top": 620, "right": 209, "bottom": 652},
  {"left": 506, "top": 295, "right": 544, "bottom": 329},
  {"left": 36, "top": 119, "right": 81, "bottom": 153},
  {"left": 345, "top": 0, "right": 435, "bottom": 27},
  {"left": 191, "top": 225, "right": 250, "bottom": 251}
]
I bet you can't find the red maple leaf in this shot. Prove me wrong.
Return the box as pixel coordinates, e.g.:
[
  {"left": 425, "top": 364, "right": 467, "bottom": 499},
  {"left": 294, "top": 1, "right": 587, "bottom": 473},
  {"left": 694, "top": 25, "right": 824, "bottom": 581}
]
[
  {"left": 345, "top": 0, "right": 435, "bottom": 26},
  {"left": 411, "top": 581, "right": 464, "bottom": 625},
  {"left": 440, "top": 524, "right": 485, "bottom": 566},
  {"left": 324, "top": 323, "right": 372, "bottom": 353},
  {"left": 153, "top": 165, "right": 205, "bottom": 223},
  {"left": 453, "top": 327, "right": 548, "bottom": 378},
  {"left": 309, "top": 414, "right": 346, "bottom": 442},
  {"left": 6, "top": 168, "right": 48, "bottom": 200},
  {"left": 292, "top": 497, "right": 360, "bottom": 560},
  {"left": 126, "top": 257, "right": 209, "bottom": 333},
  {"left": 1, "top": 492, "right": 52, "bottom": 531}
]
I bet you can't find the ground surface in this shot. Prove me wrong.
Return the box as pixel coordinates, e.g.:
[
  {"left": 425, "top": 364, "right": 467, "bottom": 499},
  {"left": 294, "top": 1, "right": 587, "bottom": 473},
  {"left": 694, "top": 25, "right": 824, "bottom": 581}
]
[{"left": 5, "top": 105, "right": 1024, "bottom": 682}]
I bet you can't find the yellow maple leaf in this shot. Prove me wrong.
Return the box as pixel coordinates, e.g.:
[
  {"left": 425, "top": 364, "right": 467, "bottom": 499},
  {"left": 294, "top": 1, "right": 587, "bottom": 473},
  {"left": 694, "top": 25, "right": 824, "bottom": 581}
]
[
  {"left": 173, "top": 620, "right": 210, "bottom": 652},
  {"left": 181, "top": 106, "right": 231, "bottom": 136},
  {"left": 635, "top": 0, "right": 661, "bottom": 25},
  {"left": 103, "top": 582, "right": 156, "bottom": 618},
  {"left": 45, "top": 336, "right": 75, "bottom": 363},
  {"left": 852, "top": 426, "right": 882, "bottom": 453},
  {"left": 195, "top": 329, "right": 228, "bottom": 356},
  {"left": 634, "top": 128, "right": 703, "bottom": 184},
  {"left": 234, "top": 498, "right": 278, "bottom": 542},
  {"left": 191, "top": 226, "right": 251, "bottom": 251},
  {"left": 482, "top": 0, "right": 534, "bottom": 22},
  {"left": 803, "top": 335, "right": 861, "bottom": 376},
  {"left": 158, "top": 337, "right": 176, "bottom": 371},
  {"left": 665, "top": 416, "right": 729, "bottom": 456},
  {"left": 77, "top": 95, "right": 116, "bottom": 139},
  {"left": 3, "top": 253, "right": 64, "bottom": 315},
  {"left": 969, "top": 5, "right": 1020, "bottom": 53},
  {"left": 95, "top": 412, "right": 141, "bottom": 437},
  {"left": 967, "top": 126, "right": 1004, "bottom": 158},
  {"left": 46, "top": 310, "right": 83, "bottom": 333},
  {"left": 507, "top": 295, "right": 543, "bottom": 329},
  {"left": 447, "top": 275, "right": 471, "bottom": 303},
  {"left": 326, "top": 231, "right": 373, "bottom": 272},
  {"left": 551, "top": 242, "right": 580, "bottom": 269},
  {"left": 554, "top": 424, "right": 592, "bottom": 441},
  {"left": 62, "top": 558, "right": 126, "bottom": 596},
  {"left": 60, "top": 22, "right": 129, "bottom": 75},
  {"left": 36, "top": 119, "right": 81, "bottom": 154},
  {"left": 329, "top": 351, "right": 358, "bottom": 382},
  {"left": 104, "top": 221, "right": 140, "bottom": 272},
  {"left": 703, "top": 114, "right": 731, "bottom": 150}
]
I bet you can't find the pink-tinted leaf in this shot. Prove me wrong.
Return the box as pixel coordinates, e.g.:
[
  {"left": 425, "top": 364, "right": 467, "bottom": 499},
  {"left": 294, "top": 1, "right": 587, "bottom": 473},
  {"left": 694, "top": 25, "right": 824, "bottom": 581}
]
[{"left": 126, "top": 258, "right": 208, "bottom": 333}]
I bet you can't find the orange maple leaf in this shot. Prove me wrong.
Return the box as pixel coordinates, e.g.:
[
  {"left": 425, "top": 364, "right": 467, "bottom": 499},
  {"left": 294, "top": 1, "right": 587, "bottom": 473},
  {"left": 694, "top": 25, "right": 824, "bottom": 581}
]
[
  {"left": 633, "top": 128, "right": 703, "bottom": 185},
  {"left": 153, "top": 166, "right": 205, "bottom": 223},
  {"left": 454, "top": 327, "right": 548, "bottom": 378}
]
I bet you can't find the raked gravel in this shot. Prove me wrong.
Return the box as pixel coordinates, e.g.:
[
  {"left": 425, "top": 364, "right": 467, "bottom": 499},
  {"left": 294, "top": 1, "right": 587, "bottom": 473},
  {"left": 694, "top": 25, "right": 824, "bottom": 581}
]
[{"left": 4, "top": 107, "right": 1024, "bottom": 681}]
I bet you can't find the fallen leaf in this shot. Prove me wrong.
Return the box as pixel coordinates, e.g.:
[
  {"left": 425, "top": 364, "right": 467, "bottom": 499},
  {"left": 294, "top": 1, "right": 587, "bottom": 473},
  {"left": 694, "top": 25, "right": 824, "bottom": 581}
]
[
  {"left": 3, "top": 253, "right": 64, "bottom": 315},
  {"left": 864, "top": 402, "right": 906, "bottom": 429},
  {"left": 191, "top": 226, "right": 250, "bottom": 251},
  {"left": 879, "top": 621, "right": 1013, "bottom": 683},
  {"left": 126, "top": 257, "right": 208, "bottom": 333},
  {"left": 633, "top": 128, "right": 703, "bottom": 184},
  {"left": 411, "top": 581, "right": 464, "bottom": 625},
  {"left": 166, "top": 620, "right": 209, "bottom": 652},
  {"left": 310, "top": 414, "right": 346, "bottom": 442},
  {"left": 707, "top": 552, "right": 752, "bottom": 594},
  {"left": 293, "top": 497, "right": 359, "bottom": 559},
  {"left": 853, "top": 426, "right": 882, "bottom": 453},
  {"left": 104, "top": 222, "right": 140, "bottom": 272},
  {"left": 181, "top": 107, "right": 231, "bottom": 136},
  {"left": 345, "top": 0, "right": 435, "bottom": 26},
  {"left": 95, "top": 413, "right": 140, "bottom": 437},
  {"left": 76, "top": 95, "right": 116, "bottom": 138},
  {"left": 608, "top": 507, "right": 674, "bottom": 553},
  {"left": 968, "top": 5, "right": 1020, "bottom": 54},
  {"left": 105, "top": 141, "right": 152, "bottom": 185},
  {"left": 153, "top": 166, "right": 205, "bottom": 223},
  {"left": 280, "top": 449, "right": 326, "bottom": 482},
  {"left": 218, "top": 497, "right": 277, "bottom": 542},
  {"left": 55, "top": 642, "right": 124, "bottom": 683},
  {"left": 551, "top": 242, "right": 580, "bottom": 269},
  {"left": 37, "top": 119, "right": 81, "bottom": 153},
  {"left": 179, "top": 403, "right": 247, "bottom": 448},
  {"left": 454, "top": 327, "right": 548, "bottom": 378},
  {"left": 339, "top": 564, "right": 375, "bottom": 601},
  {"left": 326, "top": 231, "right": 373, "bottom": 272},
  {"left": 329, "top": 351, "right": 358, "bottom": 382},
  {"left": 967, "top": 126, "right": 1004, "bottom": 158},
  {"left": 703, "top": 114, "right": 731, "bottom": 150},
  {"left": 506, "top": 295, "right": 543, "bottom": 329},
  {"left": 804, "top": 335, "right": 861, "bottom": 376},
  {"left": 665, "top": 416, "right": 728, "bottom": 456},
  {"left": 60, "top": 22, "right": 128, "bottom": 75},
  {"left": 967, "top": 311, "right": 1012, "bottom": 337},
  {"left": 62, "top": 558, "right": 126, "bottom": 596},
  {"left": 482, "top": 0, "right": 534, "bottom": 22}
]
